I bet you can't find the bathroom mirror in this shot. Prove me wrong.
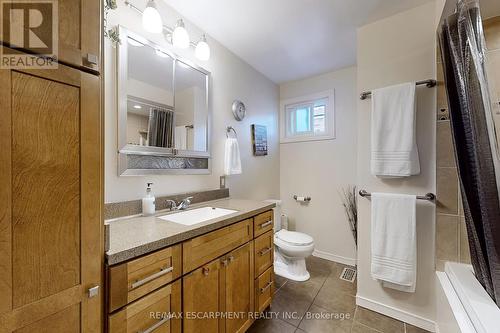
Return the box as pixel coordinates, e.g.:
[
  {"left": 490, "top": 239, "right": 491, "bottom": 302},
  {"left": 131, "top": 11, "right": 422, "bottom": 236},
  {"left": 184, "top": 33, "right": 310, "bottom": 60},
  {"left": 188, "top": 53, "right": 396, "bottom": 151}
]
[
  {"left": 174, "top": 59, "right": 210, "bottom": 153},
  {"left": 117, "top": 26, "right": 211, "bottom": 162}
]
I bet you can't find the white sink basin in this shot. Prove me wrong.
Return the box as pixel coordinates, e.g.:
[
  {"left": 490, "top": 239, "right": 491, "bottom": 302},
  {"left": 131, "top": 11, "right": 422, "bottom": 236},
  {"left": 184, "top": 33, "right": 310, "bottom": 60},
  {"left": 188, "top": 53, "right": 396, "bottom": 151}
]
[{"left": 158, "top": 207, "right": 238, "bottom": 226}]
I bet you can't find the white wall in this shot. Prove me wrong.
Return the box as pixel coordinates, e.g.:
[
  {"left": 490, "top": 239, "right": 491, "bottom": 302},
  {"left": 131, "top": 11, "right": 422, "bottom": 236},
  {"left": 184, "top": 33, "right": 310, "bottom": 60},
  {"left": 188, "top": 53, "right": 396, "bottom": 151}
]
[
  {"left": 279, "top": 66, "right": 358, "bottom": 265},
  {"left": 356, "top": 2, "right": 437, "bottom": 331},
  {"left": 105, "top": 0, "right": 280, "bottom": 203}
]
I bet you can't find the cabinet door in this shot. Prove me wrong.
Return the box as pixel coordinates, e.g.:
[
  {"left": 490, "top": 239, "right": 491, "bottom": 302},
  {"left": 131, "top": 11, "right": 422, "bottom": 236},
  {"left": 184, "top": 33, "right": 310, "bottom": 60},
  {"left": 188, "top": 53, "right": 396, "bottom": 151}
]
[
  {"left": 223, "top": 243, "right": 254, "bottom": 333},
  {"left": 0, "top": 49, "right": 102, "bottom": 332},
  {"left": 183, "top": 259, "right": 223, "bottom": 333},
  {"left": 58, "top": 0, "right": 101, "bottom": 71},
  {"left": 0, "top": 0, "right": 101, "bottom": 72}
]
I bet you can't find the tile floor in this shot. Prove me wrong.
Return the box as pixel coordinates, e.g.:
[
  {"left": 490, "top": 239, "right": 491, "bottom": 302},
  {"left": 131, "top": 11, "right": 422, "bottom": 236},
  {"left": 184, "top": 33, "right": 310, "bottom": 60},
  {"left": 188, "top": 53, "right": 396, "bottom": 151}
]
[{"left": 248, "top": 256, "right": 430, "bottom": 333}]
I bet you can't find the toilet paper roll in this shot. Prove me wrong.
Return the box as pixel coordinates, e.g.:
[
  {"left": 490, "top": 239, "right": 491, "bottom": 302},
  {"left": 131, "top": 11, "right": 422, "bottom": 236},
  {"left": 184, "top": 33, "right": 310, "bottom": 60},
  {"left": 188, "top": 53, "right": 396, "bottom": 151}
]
[{"left": 281, "top": 214, "right": 288, "bottom": 230}]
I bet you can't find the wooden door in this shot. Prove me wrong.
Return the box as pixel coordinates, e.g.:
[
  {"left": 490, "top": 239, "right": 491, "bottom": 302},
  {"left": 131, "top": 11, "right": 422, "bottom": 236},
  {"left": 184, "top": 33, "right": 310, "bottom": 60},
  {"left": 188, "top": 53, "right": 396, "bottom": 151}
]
[
  {"left": 222, "top": 243, "right": 254, "bottom": 333},
  {"left": 0, "top": 0, "right": 101, "bottom": 72},
  {"left": 183, "top": 259, "right": 223, "bottom": 333},
  {"left": 0, "top": 49, "right": 102, "bottom": 332}
]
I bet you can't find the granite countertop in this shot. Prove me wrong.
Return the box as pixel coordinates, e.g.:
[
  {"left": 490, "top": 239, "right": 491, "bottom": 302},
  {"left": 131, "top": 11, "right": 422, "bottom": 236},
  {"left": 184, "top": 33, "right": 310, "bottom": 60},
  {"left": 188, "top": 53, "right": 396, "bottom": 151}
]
[{"left": 105, "top": 198, "right": 275, "bottom": 265}]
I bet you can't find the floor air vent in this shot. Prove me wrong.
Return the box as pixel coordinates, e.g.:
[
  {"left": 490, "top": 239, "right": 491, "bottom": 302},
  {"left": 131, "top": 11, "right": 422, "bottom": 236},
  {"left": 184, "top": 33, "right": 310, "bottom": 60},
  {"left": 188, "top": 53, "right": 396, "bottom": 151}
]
[{"left": 340, "top": 267, "right": 357, "bottom": 283}]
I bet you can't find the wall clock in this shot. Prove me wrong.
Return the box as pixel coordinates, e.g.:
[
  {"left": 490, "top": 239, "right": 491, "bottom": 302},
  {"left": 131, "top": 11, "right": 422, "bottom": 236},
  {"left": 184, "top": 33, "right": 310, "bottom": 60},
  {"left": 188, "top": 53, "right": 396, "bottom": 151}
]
[{"left": 232, "top": 100, "right": 246, "bottom": 121}]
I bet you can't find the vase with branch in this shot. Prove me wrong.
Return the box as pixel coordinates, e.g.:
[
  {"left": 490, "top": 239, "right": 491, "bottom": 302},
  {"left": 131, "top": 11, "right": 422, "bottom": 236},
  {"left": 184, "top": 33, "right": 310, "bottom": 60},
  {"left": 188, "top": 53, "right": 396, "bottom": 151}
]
[{"left": 340, "top": 185, "right": 358, "bottom": 247}]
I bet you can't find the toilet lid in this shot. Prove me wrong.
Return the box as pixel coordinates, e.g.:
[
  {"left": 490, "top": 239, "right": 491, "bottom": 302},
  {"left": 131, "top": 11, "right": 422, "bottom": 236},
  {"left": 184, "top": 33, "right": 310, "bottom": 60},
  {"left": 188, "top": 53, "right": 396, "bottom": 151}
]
[{"left": 276, "top": 230, "right": 313, "bottom": 246}]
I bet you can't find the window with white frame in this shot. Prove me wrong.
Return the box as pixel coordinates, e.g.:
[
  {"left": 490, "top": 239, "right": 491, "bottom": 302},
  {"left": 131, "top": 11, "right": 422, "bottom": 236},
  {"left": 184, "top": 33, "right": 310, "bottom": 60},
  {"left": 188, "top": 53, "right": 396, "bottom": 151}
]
[{"left": 280, "top": 91, "right": 334, "bottom": 143}]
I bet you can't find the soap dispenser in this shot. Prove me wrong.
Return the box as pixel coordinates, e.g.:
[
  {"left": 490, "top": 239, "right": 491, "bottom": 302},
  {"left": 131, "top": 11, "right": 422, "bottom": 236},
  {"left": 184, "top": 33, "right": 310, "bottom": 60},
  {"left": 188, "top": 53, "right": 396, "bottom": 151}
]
[{"left": 142, "top": 182, "right": 156, "bottom": 216}]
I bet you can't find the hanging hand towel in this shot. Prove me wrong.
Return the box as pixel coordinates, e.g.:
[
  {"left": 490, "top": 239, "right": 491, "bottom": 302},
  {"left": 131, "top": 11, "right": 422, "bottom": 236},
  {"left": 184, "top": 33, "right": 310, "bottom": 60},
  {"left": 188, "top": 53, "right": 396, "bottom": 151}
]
[
  {"left": 371, "top": 192, "right": 417, "bottom": 292},
  {"left": 371, "top": 82, "right": 420, "bottom": 177},
  {"left": 224, "top": 137, "right": 242, "bottom": 175},
  {"left": 175, "top": 126, "right": 187, "bottom": 150}
]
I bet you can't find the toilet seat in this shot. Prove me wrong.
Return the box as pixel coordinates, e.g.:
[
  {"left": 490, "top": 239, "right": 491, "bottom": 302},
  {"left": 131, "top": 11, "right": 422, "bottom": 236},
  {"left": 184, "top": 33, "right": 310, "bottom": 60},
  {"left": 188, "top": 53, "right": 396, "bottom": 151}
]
[{"left": 275, "top": 230, "right": 313, "bottom": 246}]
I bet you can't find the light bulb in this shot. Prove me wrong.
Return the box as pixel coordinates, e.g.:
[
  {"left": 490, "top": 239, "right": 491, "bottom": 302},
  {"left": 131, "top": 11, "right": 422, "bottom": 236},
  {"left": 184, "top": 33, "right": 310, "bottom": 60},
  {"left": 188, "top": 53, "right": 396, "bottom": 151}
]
[
  {"left": 195, "top": 35, "right": 210, "bottom": 61},
  {"left": 142, "top": 0, "right": 163, "bottom": 33},
  {"left": 133, "top": 105, "right": 142, "bottom": 109},
  {"left": 172, "top": 19, "right": 190, "bottom": 49}
]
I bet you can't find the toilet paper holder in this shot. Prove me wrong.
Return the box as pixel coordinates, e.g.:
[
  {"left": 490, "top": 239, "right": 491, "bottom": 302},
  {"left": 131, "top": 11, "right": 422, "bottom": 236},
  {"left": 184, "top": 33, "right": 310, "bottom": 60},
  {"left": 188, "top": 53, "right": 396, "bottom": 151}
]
[{"left": 293, "top": 195, "right": 311, "bottom": 202}]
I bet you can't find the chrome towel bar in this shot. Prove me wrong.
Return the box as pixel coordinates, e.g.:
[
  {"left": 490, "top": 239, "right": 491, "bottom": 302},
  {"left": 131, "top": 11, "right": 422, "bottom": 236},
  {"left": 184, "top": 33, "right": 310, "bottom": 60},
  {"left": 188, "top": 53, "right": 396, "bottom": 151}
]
[
  {"left": 359, "top": 189, "right": 436, "bottom": 201},
  {"left": 359, "top": 79, "right": 437, "bottom": 100}
]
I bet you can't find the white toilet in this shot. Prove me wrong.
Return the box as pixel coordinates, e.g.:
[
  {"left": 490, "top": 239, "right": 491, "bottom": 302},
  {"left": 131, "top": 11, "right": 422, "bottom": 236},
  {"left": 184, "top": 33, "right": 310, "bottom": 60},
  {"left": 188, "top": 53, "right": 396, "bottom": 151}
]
[{"left": 265, "top": 200, "right": 315, "bottom": 281}]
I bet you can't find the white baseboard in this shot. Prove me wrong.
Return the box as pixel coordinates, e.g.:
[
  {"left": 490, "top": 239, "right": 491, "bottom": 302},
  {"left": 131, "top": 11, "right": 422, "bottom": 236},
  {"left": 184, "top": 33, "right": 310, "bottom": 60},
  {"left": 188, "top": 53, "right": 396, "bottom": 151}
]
[
  {"left": 356, "top": 295, "right": 436, "bottom": 332},
  {"left": 312, "top": 249, "right": 357, "bottom": 266}
]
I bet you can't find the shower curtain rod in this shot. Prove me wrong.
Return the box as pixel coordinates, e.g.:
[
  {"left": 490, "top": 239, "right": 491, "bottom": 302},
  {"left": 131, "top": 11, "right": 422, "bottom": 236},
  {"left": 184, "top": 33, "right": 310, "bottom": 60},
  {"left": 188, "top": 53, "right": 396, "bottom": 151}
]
[
  {"left": 359, "top": 189, "right": 436, "bottom": 201},
  {"left": 359, "top": 79, "right": 437, "bottom": 100}
]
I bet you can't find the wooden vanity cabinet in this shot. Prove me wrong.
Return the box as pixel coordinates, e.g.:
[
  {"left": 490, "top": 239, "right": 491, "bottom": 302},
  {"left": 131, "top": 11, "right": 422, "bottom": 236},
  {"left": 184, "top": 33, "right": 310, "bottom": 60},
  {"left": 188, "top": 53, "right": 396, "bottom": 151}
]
[{"left": 106, "top": 210, "right": 275, "bottom": 333}]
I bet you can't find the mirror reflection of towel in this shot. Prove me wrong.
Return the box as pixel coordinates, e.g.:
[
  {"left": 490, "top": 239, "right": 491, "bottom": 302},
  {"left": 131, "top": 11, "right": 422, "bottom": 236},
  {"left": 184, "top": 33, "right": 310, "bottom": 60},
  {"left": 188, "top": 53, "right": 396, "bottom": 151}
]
[
  {"left": 175, "top": 126, "right": 187, "bottom": 150},
  {"left": 224, "top": 138, "right": 242, "bottom": 175}
]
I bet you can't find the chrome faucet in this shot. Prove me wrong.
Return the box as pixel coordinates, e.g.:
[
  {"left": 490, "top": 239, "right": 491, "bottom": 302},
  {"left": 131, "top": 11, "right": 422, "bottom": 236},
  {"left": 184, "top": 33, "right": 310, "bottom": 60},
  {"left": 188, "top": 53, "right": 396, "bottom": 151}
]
[
  {"left": 165, "top": 196, "right": 193, "bottom": 211},
  {"left": 177, "top": 196, "right": 193, "bottom": 210}
]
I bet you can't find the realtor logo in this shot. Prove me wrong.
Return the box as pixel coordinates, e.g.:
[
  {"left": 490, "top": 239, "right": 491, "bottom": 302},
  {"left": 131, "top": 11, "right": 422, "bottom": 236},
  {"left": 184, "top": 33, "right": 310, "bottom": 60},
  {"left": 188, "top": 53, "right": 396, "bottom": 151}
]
[{"left": 1, "top": 0, "right": 58, "bottom": 68}]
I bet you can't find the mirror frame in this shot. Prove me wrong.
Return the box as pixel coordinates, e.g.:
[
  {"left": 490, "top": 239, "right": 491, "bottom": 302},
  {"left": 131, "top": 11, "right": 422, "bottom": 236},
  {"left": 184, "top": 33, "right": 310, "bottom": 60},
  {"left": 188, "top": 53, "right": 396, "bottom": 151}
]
[{"left": 117, "top": 26, "right": 211, "bottom": 175}]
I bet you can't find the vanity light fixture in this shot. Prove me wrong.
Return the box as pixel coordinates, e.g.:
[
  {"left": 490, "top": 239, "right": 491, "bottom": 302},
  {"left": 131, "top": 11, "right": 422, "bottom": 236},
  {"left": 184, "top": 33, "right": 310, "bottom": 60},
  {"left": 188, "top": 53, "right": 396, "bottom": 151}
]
[
  {"left": 172, "top": 19, "right": 190, "bottom": 49},
  {"left": 142, "top": 0, "right": 163, "bottom": 33},
  {"left": 195, "top": 34, "right": 210, "bottom": 61},
  {"left": 125, "top": 0, "right": 211, "bottom": 60}
]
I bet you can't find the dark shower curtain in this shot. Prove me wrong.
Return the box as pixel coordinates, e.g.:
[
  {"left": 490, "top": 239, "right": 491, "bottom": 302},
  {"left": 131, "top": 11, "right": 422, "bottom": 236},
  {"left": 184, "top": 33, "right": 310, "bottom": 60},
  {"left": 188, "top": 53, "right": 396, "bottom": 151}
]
[
  {"left": 148, "top": 107, "right": 174, "bottom": 148},
  {"left": 439, "top": 0, "right": 500, "bottom": 306}
]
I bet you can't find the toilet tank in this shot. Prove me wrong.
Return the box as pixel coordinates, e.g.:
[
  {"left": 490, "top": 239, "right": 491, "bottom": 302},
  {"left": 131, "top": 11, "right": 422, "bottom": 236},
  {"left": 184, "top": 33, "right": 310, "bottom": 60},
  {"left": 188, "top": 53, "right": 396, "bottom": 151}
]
[{"left": 264, "top": 199, "right": 282, "bottom": 232}]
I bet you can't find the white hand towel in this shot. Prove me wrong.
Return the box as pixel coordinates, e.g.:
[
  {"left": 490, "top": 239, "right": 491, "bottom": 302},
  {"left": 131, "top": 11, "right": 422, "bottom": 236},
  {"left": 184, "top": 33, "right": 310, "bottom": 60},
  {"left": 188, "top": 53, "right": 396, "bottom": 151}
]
[
  {"left": 371, "top": 82, "right": 420, "bottom": 177},
  {"left": 371, "top": 192, "right": 417, "bottom": 292},
  {"left": 175, "top": 126, "right": 187, "bottom": 150},
  {"left": 224, "top": 137, "right": 242, "bottom": 175}
]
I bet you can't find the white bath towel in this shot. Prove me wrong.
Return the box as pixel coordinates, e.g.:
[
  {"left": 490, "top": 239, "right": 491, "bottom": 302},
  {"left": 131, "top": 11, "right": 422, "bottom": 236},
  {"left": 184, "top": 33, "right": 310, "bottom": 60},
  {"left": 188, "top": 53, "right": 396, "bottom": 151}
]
[
  {"left": 175, "top": 126, "right": 187, "bottom": 150},
  {"left": 224, "top": 137, "right": 242, "bottom": 175},
  {"left": 371, "top": 192, "right": 417, "bottom": 293},
  {"left": 371, "top": 82, "right": 420, "bottom": 177}
]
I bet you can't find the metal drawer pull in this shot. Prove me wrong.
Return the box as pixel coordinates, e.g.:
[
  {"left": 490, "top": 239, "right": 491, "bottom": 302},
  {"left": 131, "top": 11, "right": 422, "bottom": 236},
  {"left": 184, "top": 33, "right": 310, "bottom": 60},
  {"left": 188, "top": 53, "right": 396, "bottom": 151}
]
[
  {"left": 259, "top": 220, "right": 272, "bottom": 228},
  {"left": 131, "top": 266, "right": 173, "bottom": 289},
  {"left": 259, "top": 247, "right": 272, "bottom": 256},
  {"left": 260, "top": 281, "right": 274, "bottom": 294},
  {"left": 138, "top": 316, "right": 170, "bottom": 333}
]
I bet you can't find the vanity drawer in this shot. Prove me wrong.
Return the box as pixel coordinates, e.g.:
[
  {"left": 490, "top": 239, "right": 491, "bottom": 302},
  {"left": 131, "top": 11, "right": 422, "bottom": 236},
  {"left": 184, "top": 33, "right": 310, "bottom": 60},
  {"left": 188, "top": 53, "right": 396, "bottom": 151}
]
[
  {"left": 254, "top": 231, "right": 274, "bottom": 278},
  {"left": 108, "top": 280, "right": 181, "bottom": 333},
  {"left": 183, "top": 219, "right": 253, "bottom": 274},
  {"left": 254, "top": 210, "right": 273, "bottom": 237},
  {"left": 108, "top": 244, "right": 182, "bottom": 312},
  {"left": 255, "top": 266, "right": 274, "bottom": 313}
]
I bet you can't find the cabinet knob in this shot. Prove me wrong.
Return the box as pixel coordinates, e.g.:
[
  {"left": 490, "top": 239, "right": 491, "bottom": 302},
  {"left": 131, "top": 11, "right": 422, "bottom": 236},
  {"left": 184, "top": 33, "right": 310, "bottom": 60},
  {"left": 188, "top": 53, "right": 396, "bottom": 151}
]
[
  {"left": 88, "top": 285, "right": 99, "bottom": 298},
  {"left": 228, "top": 255, "right": 234, "bottom": 263},
  {"left": 85, "top": 53, "right": 98, "bottom": 65},
  {"left": 202, "top": 267, "right": 210, "bottom": 276}
]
